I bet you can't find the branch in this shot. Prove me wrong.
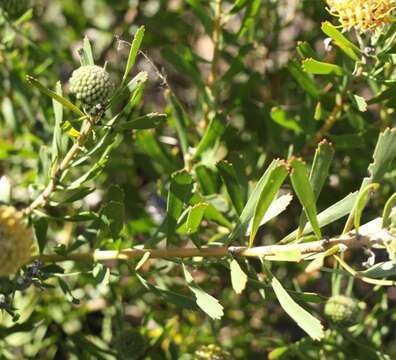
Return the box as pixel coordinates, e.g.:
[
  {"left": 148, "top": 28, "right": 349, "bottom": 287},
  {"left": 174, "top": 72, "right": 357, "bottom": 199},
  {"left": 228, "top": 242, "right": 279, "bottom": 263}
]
[
  {"left": 31, "top": 215, "right": 395, "bottom": 264},
  {"left": 23, "top": 117, "right": 97, "bottom": 215}
]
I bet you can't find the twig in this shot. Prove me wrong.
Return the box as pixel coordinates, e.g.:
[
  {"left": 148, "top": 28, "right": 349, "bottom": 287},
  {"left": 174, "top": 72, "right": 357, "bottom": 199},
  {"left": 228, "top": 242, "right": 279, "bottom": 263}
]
[
  {"left": 31, "top": 221, "right": 395, "bottom": 264},
  {"left": 302, "top": 97, "right": 343, "bottom": 154},
  {"left": 208, "top": 0, "right": 223, "bottom": 88},
  {"left": 23, "top": 118, "right": 96, "bottom": 215}
]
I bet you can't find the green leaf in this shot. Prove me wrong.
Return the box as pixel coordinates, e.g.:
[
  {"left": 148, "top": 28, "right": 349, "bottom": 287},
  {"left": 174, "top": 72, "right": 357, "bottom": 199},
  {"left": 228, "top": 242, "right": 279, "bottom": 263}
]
[
  {"left": 228, "top": 159, "right": 284, "bottom": 243},
  {"left": 302, "top": 58, "right": 345, "bottom": 76},
  {"left": 230, "top": 259, "right": 248, "bottom": 294},
  {"left": 297, "top": 140, "right": 334, "bottom": 238},
  {"left": 33, "top": 217, "right": 48, "bottom": 253},
  {"left": 290, "top": 158, "right": 321, "bottom": 239},
  {"left": 250, "top": 162, "right": 289, "bottom": 247},
  {"left": 115, "top": 113, "right": 167, "bottom": 130},
  {"left": 351, "top": 94, "right": 367, "bottom": 112},
  {"left": 344, "top": 127, "right": 396, "bottom": 233},
  {"left": 51, "top": 186, "right": 95, "bottom": 204},
  {"left": 183, "top": 265, "right": 224, "bottom": 319},
  {"left": 217, "top": 160, "right": 245, "bottom": 216},
  {"left": 79, "top": 36, "right": 95, "bottom": 66},
  {"left": 167, "top": 170, "right": 194, "bottom": 242},
  {"left": 26, "top": 76, "right": 86, "bottom": 117},
  {"left": 361, "top": 261, "right": 396, "bottom": 278},
  {"left": 296, "top": 41, "right": 318, "bottom": 60},
  {"left": 271, "top": 276, "right": 324, "bottom": 341},
  {"left": 185, "top": 202, "right": 208, "bottom": 234},
  {"left": 137, "top": 273, "right": 198, "bottom": 310},
  {"left": 265, "top": 249, "right": 301, "bottom": 262},
  {"left": 122, "top": 26, "right": 145, "bottom": 84},
  {"left": 101, "top": 201, "right": 125, "bottom": 240},
  {"left": 166, "top": 90, "right": 190, "bottom": 156},
  {"left": 382, "top": 192, "right": 396, "bottom": 228},
  {"left": 287, "top": 60, "right": 320, "bottom": 98},
  {"left": 246, "top": 193, "right": 293, "bottom": 235},
  {"left": 52, "top": 81, "right": 66, "bottom": 163},
  {"left": 110, "top": 71, "right": 148, "bottom": 108},
  {"left": 195, "top": 165, "right": 219, "bottom": 195},
  {"left": 270, "top": 107, "right": 303, "bottom": 133},
  {"left": 354, "top": 183, "right": 379, "bottom": 231},
  {"left": 321, "top": 21, "right": 360, "bottom": 60},
  {"left": 193, "top": 113, "right": 226, "bottom": 159},
  {"left": 281, "top": 191, "right": 358, "bottom": 243}
]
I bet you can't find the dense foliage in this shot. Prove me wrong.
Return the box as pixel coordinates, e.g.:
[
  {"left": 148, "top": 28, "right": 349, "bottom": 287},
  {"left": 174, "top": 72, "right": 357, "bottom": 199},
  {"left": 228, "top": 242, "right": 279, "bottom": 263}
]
[{"left": 1, "top": 0, "right": 396, "bottom": 359}]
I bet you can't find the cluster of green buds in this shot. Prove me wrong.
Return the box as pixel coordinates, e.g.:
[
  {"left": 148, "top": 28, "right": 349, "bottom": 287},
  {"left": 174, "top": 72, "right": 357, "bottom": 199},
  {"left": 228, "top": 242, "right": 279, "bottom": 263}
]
[
  {"left": 324, "top": 295, "right": 358, "bottom": 324},
  {"left": 69, "top": 65, "right": 113, "bottom": 112}
]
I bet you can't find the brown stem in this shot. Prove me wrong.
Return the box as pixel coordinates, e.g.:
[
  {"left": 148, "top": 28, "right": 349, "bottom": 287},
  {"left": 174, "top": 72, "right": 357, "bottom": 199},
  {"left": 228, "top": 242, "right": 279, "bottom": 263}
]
[
  {"left": 31, "top": 224, "right": 395, "bottom": 264},
  {"left": 303, "top": 98, "right": 343, "bottom": 154}
]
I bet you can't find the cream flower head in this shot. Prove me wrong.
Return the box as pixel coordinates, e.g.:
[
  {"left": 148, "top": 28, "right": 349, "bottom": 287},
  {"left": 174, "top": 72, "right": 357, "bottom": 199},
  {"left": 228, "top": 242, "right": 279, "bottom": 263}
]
[{"left": 326, "top": 0, "right": 396, "bottom": 31}]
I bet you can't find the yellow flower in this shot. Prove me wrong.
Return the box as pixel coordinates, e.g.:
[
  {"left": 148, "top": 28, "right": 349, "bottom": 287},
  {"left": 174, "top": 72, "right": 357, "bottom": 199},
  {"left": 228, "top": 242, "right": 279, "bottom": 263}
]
[
  {"left": 0, "top": 206, "right": 33, "bottom": 276},
  {"left": 326, "top": 0, "right": 396, "bottom": 31}
]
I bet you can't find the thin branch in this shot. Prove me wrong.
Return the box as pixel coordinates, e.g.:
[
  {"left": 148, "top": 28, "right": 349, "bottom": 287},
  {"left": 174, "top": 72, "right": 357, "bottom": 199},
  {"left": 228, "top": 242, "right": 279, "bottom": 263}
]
[
  {"left": 31, "top": 222, "right": 395, "bottom": 264},
  {"left": 23, "top": 117, "right": 97, "bottom": 215}
]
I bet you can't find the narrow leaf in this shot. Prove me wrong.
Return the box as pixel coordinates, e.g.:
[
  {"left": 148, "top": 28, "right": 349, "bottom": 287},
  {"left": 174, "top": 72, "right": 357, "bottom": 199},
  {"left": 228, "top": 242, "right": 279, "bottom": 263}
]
[
  {"left": 250, "top": 162, "right": 289, "bottom": 247},
  {"left": 193, "top": 113, "right": 226, "bottom": 159},
  {"left": 321, "top": 21, "right": 360, "bottom": 60},
  {"left": 183, "top": 265, "right": 224, "bottom": 319},
  {"left": 303, "top": 58, "right": 344, "bottom": 76},
  {"left": 354, "top": 183, "right": 379, "bottom": 231},
  {"left": 290, "top": 158, "right": 321, "bottom": 239},
  {"left": 186, "top": 202, "right": 208, "bottom": 234},
  {"left": 115, "top": 113, "right": 167, "bottom": 130},
  {"left": 217, "top": 160, "right": 245, "bottom": 216},
  {"left": 297, "top": 140, "right": 334, "bottom": 238},
  {"left": 26, "top": 76, "right": 86, "bottom": 117},
  {"left": 281, "top": 191, "right": 358, "bottom": 243},
  {"left": 166, "top": 90, "right": 190, "bottom": 156},
  {"left": 271, "top": 276, "right": 324, "bottom": 341},
  {"left": 167, "top": 170, "right": 194, "bottom": 242},
  {"left": 228, "top": 159, "right": 284, "bottom": 243},
  {"left": 230, "top": 259, "right": 248, "bottom": 294},
  {"left": 122, "top": 26, "right": 145, "bottom": 84},
  {"left": 246, "top": 193, "right": 293, "bottom": 235},
  {"left": 382, "top": 192, "right": 396, "bottom": 228},
  {"left": 79, "top": 36, "right": 95, "bottom": 66}
]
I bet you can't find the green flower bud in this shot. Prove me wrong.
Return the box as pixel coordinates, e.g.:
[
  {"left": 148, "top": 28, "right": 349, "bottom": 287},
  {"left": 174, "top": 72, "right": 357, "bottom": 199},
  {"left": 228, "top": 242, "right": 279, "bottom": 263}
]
[
  {"left": 324, "top": 295, "right": 357, "bottom": 324},
  {"left": 194, "top": 344, "right": 231, "bottom": 360},
  {"left": 69, "top": 65, "right": 113, "bottom": 109},
  {"left": 0, "top": 206, "right": 33, "bottom": 276}
]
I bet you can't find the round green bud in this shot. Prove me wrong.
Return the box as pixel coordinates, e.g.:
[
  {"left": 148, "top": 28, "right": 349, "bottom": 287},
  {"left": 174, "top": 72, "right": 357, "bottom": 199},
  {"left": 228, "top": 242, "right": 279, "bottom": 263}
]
[
  {"left": 194, "top": 344, "right": 231, "bottom": 360},
  {"left": 69, "top": 65, "right": 113, "bottom": 109},
  {"left": 0, "top": 0, "right": 30, "bottom": 19},
  {"left": 324, "top": 295, "right": 357, "bottom": 324}
]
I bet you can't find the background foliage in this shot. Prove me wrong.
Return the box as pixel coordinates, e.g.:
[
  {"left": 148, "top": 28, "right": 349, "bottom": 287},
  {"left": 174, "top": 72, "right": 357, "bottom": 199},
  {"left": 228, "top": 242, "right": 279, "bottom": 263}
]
[{"left": 1, "top": 0, "right": 396, "bottom": 359}]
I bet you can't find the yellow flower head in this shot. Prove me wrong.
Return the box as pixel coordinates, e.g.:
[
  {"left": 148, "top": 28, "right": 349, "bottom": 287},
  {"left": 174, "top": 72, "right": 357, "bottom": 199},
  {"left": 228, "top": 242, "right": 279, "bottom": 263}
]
[
  {"left": 0, "top": 206, "right": 33, "bottom": 276},
  {"left": 326, "top": 0, "right": 396, "bottom": 31}
]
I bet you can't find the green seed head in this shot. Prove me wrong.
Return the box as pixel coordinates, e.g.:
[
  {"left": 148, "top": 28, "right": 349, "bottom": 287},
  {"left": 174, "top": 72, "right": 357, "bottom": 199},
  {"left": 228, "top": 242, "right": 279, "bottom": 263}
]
[
  {"left": 0, "top": 0, "right": 30, "bottom": 19},
  {"left": 69, "top": 65, "right": 113, "bottom": 109},
  {"left": 194, "top": 344, "right": 231, "bottom": 360},
  {"left": 324, "top": 295, "right": 357, "bottom": 324}
]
